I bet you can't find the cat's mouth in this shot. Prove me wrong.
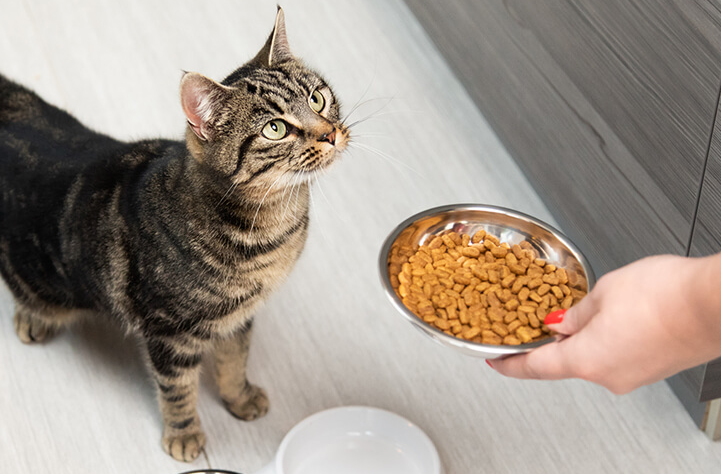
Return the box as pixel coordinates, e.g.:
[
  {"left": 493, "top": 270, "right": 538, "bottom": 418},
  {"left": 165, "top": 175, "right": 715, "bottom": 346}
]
[
  {"left": 297, "top": 126, "right": 349, "bottom": 174},
  {"left": 333, "top": 125, "right": 350, "bottom": 153}
]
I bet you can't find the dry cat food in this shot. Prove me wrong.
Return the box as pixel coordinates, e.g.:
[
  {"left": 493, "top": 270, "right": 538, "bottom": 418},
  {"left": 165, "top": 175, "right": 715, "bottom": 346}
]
[{"left": 388, "top": 229, "right": 587, "bottom": 345}]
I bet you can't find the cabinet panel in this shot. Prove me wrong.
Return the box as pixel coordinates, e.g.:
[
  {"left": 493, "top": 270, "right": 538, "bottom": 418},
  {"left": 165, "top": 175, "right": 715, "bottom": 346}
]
[
  {"left": 402, "top": 0, "right": 721, "bottom": 276},
  {"left": 505, "top": 0, "right": 720, "bottom": 219}
]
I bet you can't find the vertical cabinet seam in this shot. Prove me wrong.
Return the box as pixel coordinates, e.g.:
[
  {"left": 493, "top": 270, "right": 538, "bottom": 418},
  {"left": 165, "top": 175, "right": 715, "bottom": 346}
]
[{"left": 686, "top": 77, "right": 721, "bottom": 256}]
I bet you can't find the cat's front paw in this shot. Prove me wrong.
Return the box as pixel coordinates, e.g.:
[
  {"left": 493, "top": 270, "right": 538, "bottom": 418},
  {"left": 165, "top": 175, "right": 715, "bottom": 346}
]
[
  {"left": 162, "top": 430, "right": 206, "bottom": 463},
  {"left": 13, "top": 309, "right": 55, "bottom": 344},
  {"left": 224, "top": 384, "right": 269, "bottom": 421}
]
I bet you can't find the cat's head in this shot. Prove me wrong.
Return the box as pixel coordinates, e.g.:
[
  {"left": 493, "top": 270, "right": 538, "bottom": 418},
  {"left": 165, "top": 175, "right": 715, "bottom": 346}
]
[{"left": 179, "top": 7, "right": 348, "bottom": 191}]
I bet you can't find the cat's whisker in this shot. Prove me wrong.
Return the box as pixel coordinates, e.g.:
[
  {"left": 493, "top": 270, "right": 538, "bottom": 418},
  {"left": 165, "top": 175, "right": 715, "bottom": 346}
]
[
  {"left": 312, "top": 173, "right": 352, "bottom": 228},
  {"left": 216, "top": 181, "right": 239, "bottom": 209},
  {"left": 281, "top": 171, "right": 302, "bottom": 221},
  {"left": 341, "top": 60, "right": 378, "bottom": 126},
  {"left": 249, "top": 173, "right": 284, "bottom": 234},
  {"left": 342, "top": 96, "right": 394, "bottom": 127},
  {"left": 347, "top": 133, "right": 388, "bottom": 139},
  {"left": 307, "top": 182, "right": 331, "bottom": 245},
  {"left": 348, "top": 142, "right": 425, "bottom": 182},
  {"left": 346, "top": 108, "right": 423, "bottom": 131},
  {"left": 344, "top": 97, "right": 396, "bottom": 130},
  {"left": 284, "top": 177, "right": 298, "bottom": 219},
  {"left": 293, "top": 169, "right": 309, "bottom": 225},
  {"left": 278, "top": 171, "right": 297, "bottom": 216}
]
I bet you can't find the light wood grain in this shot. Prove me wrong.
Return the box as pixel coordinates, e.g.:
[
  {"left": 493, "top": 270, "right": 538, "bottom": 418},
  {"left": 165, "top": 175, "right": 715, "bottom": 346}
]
[{"left": 3, "top": 1, "right": 721, "bottom": 473}]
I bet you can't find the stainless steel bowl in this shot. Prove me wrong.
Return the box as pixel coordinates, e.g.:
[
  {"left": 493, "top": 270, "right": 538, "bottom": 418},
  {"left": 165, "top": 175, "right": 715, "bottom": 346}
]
[{"left": 379, "top": 204, "right": 596, "bottom": 359}]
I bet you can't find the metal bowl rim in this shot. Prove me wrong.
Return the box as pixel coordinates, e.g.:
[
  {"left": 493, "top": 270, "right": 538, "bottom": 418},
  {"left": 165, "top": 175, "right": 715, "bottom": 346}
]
[{"left": 378, "top": 203, "right": 596, "bottom": 356}]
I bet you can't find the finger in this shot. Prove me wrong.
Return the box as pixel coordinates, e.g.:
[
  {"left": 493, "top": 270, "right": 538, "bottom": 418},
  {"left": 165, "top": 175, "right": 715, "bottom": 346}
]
[
  {"left": 544, "top": 292, "right": 597, "bottom": 336},
  {"left": 489, "top": 337, "right": 577, "bottom": 380}
]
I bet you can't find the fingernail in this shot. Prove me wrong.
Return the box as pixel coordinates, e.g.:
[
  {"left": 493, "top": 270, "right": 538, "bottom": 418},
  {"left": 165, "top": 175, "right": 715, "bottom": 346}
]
[
  {"left": 544, "top": 309, "right": 566, "bottom": 325},
  {"left": 486, "top": 359, "right": 493, "bottom": 368}
]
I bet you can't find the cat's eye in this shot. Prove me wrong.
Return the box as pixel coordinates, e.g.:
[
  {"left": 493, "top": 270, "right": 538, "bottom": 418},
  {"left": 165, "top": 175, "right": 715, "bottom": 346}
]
[
  {"left": 309, "top": 89, "right": 325, "bottom": 113},
  {"left": 262, "top": 119, "right": 288, "bottom": 140}
]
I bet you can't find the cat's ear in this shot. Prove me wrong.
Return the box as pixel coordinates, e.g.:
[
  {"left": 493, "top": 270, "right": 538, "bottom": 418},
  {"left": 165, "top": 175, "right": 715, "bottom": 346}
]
[
  {"left": 180, "top": 72, "right": 232, "bottom": 141},
  {"left": 251, "top": 6, "right": 293, "bottom": 67}
]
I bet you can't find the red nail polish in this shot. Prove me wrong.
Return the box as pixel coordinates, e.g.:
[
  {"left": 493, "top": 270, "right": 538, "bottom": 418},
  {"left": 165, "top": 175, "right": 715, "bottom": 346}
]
[
  {"left": 486, "top": 359, "right": 493, "bottom": 368},
  {"left": 544, "top": 309, "right": 566, "bottom": 325}
]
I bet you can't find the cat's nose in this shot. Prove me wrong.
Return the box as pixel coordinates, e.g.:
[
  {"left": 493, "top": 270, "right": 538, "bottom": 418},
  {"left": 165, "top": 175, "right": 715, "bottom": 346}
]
[{"left": 319, "top": 129, "right": 336, "bottom": 146}]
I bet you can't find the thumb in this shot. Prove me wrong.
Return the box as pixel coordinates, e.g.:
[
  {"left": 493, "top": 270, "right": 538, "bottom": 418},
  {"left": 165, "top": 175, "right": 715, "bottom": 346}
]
[{"left": 544, "top": 293, "right": 596, "bottom": 336}]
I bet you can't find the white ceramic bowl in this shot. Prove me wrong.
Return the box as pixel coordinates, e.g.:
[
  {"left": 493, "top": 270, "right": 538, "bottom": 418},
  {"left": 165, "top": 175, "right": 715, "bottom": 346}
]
[{"left": 257, "top": 406, "right": 441, "bottom": 474}]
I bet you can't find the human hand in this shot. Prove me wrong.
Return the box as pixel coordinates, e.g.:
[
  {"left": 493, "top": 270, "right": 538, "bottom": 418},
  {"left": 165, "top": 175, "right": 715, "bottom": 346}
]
[{"left": 489, "top": 254, "right": 721, "bottom": 394}]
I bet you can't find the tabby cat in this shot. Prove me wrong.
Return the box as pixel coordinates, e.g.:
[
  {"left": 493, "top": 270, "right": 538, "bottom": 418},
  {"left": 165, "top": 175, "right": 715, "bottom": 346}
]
[{"left": 0, "top": 8, "right": 347, "bottom": 462}]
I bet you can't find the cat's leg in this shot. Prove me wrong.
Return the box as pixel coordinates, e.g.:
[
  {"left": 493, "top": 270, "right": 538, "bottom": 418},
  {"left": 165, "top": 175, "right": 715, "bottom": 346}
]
[
  {"left": 213, "top": 320, "right": 269, "bottom": 421},
  {"left": 144, "top": 336, "right": 206, "bottom": 462},
  {"left": 12, "top": 300, "right": 77, "bottom": 343}
]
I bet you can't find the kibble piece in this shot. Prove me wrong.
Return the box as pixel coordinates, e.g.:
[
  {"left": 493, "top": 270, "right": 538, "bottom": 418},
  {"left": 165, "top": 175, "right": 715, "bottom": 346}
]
[
  {"left": 491, "top": 322, "right": 509, "bottom": 337},
  {"left": 528, "top": 312, "right": 541, "bottom": 329},
  {"left": 471, "top": 230, "right": 486, "bottom": 243},
  {"left": 463, "top": 326, "right": 481, "bottom": 339},
  {"left": 543, "top": 273, "right": 560, "bottom": 285},
  {"left": 488, "top": 269, "right": 500, "bottom": 284},
  {"left": 491, "top": 246, "right": 508, "bottom": 258},
  {"left": 516, "top": 326, "right": 534, "bottom": 343},
  {"left": 451, "top": 321, "right": 463, "bottom": 334},
  {"left": 488, "top": 307, "right": 505, "bottom": 322},
  {"left": 507, "top": 320, "right": 522, "bottom": 333},
  {"left": 485, "top": 234, "right": 500, "bottom": 246},
  {"left": 561, "top": 295, "right": 574, "bottom": 309},
  {"left": 499, "top": 289, "right": 513, "bottom": 303},
  {"left": 556, "top": 267, "right": 569, "bottom": 285},
  {"left": 435, "top": 319, "right": 451, "bottom": 330},
  {"left": 462, "top": 247, "right": 481, "bottom": 258},
  {"left": 529, "top": 291, "right": 543, "bottom": 304}
]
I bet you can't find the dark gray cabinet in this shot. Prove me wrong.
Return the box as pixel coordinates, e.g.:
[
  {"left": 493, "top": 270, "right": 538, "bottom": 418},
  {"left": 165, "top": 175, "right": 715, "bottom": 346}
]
[{"left": 404, "top": 0, "right": 721, "bottom": 431}]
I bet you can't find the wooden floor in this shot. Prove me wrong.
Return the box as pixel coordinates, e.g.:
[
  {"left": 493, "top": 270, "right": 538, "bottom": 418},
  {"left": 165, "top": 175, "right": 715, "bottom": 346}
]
[{"left": 2, "top": 1, "right": 721, "bottom": 473}]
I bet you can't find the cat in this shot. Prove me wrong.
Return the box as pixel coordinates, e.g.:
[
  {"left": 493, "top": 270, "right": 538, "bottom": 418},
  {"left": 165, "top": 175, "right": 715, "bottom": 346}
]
[{"left": 0, "top": 7, "right": 348, "bottom": 462}]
